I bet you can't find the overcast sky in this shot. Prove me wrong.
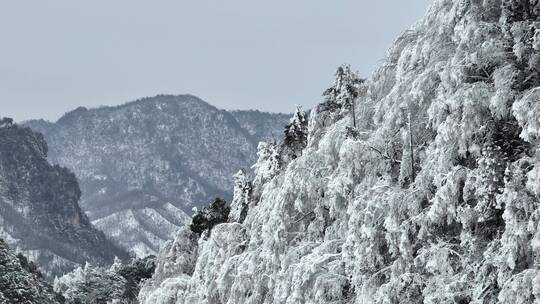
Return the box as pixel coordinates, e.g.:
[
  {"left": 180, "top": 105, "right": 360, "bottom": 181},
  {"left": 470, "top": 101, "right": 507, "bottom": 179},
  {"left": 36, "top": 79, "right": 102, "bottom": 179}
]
[{"left": 0, "top": 1, "right": 431, "bottom": 122}]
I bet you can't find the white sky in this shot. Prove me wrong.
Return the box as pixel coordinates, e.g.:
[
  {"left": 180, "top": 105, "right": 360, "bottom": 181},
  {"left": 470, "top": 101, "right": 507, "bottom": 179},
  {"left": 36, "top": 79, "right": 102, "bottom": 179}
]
[{"left": 0, "top": 0, "right": 432, "bottom": 122}]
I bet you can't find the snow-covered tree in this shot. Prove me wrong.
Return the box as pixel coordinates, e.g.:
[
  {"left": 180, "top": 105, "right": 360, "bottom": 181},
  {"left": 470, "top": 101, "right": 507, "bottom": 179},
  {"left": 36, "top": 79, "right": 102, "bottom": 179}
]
[
  {"left": 229, "top": 169, "right": 252, "bottom": 223},
  {"left": 138, "top": 228, "right": 199, "bottom": 304},
  {"left": 54, "top": 262, "right": 127, "bottom": 304},
  {"left": 282, "top": 106, "right": 309, "bottom": 162},
  {"left": 252, "top": 141, "right": 281, "bottom": 182},
  {"left": 190, "top": 198, "right": 230, "bottom": 236},
  {"left": 322, "top": 64, "right": 365, "bottom": 127},
  {"left": 54, "top": 257, "right": 156, "bottom": 304}
]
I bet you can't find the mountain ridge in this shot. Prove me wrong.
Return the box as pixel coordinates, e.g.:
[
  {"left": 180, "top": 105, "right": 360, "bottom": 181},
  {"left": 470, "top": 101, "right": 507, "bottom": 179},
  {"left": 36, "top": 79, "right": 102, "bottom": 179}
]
[
  {"left": 24, "top": 94, "right": 291, "bottom": 257},
  {"left": 0, "top": 118, "right": 128, "bottom": 278}
]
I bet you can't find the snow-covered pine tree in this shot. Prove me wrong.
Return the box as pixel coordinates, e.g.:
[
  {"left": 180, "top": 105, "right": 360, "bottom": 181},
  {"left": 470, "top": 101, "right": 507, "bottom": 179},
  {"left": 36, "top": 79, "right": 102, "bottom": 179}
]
[
  {"left": 138, "top": 227, "right": 199, "bottom": 304},
  {"left": 308, "top": 64, "right": 367, "bottom": 147},
  {"left": 117, "top": 256, "right": 156, "bottom": 302},
  {"left": 54, "top": 256, "right": 156, "bottom": 304},
  {"left": 252, "top": 141, "right": 281, "bottom": 183},
  {"left": 190, "top": 198, "right": 230, "bottom": 236},
  {"left": 282, "top": 105, "right": 309, "bottom": 162},
  {"left": 54, "top": 262, "right": 127, "bottom": 304},
  {"left": 229, "top": 169, "right": 253, "bottom": 223},
  {"left": 322, "top": 64, "right": 365, "bottom": 127}
]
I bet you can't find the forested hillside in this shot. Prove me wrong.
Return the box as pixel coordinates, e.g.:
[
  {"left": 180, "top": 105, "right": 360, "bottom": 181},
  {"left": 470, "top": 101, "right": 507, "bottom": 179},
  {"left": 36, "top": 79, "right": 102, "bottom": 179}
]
[{"left": 0, "top": 118, "right": 127, "bottom": 278}]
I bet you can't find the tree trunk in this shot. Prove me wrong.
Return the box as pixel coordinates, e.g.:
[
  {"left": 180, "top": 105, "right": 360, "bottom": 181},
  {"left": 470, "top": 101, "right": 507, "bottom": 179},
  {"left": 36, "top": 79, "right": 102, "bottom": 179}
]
[
  {"left": 408, "top": 113, "right": 415, "bottom": 183},
  {"left": 351, "top": 100, "right": 357, "bottom": 128}
]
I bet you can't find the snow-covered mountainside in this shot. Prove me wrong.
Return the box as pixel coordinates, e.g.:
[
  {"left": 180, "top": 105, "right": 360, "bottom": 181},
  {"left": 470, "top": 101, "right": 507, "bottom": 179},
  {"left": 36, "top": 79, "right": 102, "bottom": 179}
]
[
  {"left": 25, "top": 95, "right": 290, "bottom": 257},
  {"left": 139, "top": 1, "right": 540, "bottom": 303},
  {"left": 0, "top": 119, "right": 127, "bottom": 278},
  {"left": 0, "top": 239, "right": 63, "bottom": 304}
]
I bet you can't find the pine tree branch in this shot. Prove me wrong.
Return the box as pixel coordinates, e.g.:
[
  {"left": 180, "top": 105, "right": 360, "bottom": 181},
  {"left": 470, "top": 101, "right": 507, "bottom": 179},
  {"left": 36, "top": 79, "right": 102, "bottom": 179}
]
[{"left": 294, "top": 211, "right": 315, "bottom": 224}]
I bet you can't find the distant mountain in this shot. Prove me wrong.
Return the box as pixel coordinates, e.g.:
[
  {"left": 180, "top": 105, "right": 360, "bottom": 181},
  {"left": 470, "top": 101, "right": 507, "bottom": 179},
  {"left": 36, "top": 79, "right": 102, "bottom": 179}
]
[
  {"left": 230, "top": 109, "right": 291, "bottom": 142},
  {"left": 0, "top": 239, "right": 63, "bottom": 303},
  {"left": 25, "top": 95, "right": 291, "bottom": 257},
  {"left": 0, "top": 118, "right": 127, "bottom": 278}
]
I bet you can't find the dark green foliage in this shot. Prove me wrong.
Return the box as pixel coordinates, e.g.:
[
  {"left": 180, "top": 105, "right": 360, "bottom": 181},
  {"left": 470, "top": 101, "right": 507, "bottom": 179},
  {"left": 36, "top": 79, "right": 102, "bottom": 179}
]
[
  {"left": 316, "top": 97, "right": 343, "bottom": 115},
  {"left": 0, "top": 117, "right": 13, "bottom": 128},
  {"left": 56, "top": 256, "right": 155, "bottom": 304},
  {"left": 471, "top": 117, "right": 530, "bottom": 175},
  {"left": 345, "top": 126, "right": 361, "bottom": 140},
  {"left": 283, "top": 122, "right": 307, "bottom": 154},
  {"left": 282, "top": 107, "right": 308, "bottom": 160},
  {"left": 500, "top": 0, "right": 540, "bottom": 91},
  {"left": 17, "top": 253, "right": 41, "bottom": 278},
  {"left": 502, "top": 0, "right": 540, "bottom": 22},
  {"left": 463, "top": 63, "right": 496, "bottom": 84},
  {"left": 462, "top": 117, "right": 529, "bottom": 242},
  {"left": 238, "top": 199, "right": 250, "bottom": 224},
  {"left": 190, "top": 198, "right": 231, "bottom": 236},
  {"left": 0, "top": 239, "right": 64, "bottom": 304},
  {"left": 455, "top": 151, "right": 478, "bottom": 169},
  {"left": 488, "top": 118, "right": 531, "bottom": 161},
  {"left": 342, "top": 277, "right": 355, "bottom": 300},
  {"left": 117, "top": 256, "right": 156, "bottom": 301}
]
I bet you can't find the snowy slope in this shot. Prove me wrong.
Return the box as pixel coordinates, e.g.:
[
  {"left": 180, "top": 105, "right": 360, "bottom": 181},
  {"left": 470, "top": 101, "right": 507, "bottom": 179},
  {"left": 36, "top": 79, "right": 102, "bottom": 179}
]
[
  {"left": 25, "top": 95, "right": 290, "bottom": 256},
  {"left": 140, "top": 1, "right": 540, "bottom": 303},
  {"left": 93, "top": 204, "right": 190, "bottom": 257}
]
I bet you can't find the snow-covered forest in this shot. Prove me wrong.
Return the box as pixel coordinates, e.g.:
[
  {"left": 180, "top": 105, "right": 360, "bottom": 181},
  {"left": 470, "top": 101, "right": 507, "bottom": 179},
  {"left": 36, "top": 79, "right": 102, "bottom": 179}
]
[
  {"left": 138, "top": 0, "right": 540, "bottom": 303},
  {"left": 2, "top": 0, "right": 540, "bottom": 303}
]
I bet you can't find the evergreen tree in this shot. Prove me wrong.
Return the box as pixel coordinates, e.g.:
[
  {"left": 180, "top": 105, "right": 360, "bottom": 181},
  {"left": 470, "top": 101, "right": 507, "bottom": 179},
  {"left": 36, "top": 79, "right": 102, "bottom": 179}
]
[
  {"left": 229, "top": 169, "right": 253, "bottom": 223},
  {"left": 252, "top": 141, "right": 281, "bottom": 182},
  {"left": 54, "top": 256, "right": 156, "bottom": 304},
  {"left": 54, "top": 262, "right": 127, "bottom": 304},
  {"left": 322, "top": 65, "right": 365, "bottom": 127},
  {"left": 117, "top": 256, "right": 156, "bottom": 302},
  {"left": 283, "top": 106, "right": 308, "bottom": 160},
  {"left": 0, "top": 117, "right": 13, "bottom": 128},
  {"left": 190, "top": 198, "right": 230, "bottom": 236}
]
